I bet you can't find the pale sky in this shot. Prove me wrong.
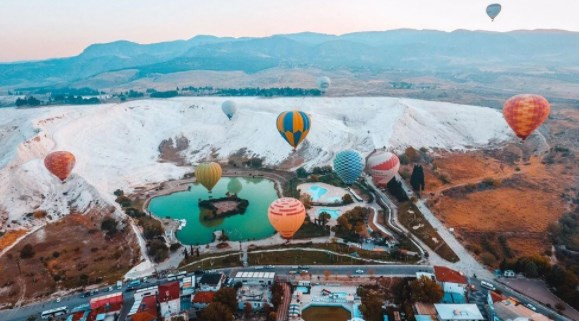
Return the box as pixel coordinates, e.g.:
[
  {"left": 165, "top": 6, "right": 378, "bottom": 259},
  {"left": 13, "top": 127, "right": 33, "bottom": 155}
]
[{"left": 1, "top": 0, "right": 578, "bottom": 62}]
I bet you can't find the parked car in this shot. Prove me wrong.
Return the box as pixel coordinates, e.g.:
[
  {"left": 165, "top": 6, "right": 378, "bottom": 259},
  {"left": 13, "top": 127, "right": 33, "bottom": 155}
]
[
  {"left": 526, "top": 303, "right": 537, "bottom": 311},
  {"left": 355, "top": 269, "right": 364, "bottom": 274}
]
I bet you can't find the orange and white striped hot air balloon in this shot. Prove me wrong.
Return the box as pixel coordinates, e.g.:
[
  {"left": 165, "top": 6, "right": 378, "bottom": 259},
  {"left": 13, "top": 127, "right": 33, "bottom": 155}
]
[
  {"left": 503, "top": 94, "right": 550, "bottom": 140},
  {"left": 268, "top": 197, "right": 306, "bottom": 240},
  {"left": 44, "top": 151, "right": 76, "bottom": 181}
]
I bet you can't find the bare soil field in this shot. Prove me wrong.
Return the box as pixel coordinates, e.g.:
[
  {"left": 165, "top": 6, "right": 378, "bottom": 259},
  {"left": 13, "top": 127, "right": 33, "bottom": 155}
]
[{"left": 0, "top": 209, "right": 140, "bottom": 307}]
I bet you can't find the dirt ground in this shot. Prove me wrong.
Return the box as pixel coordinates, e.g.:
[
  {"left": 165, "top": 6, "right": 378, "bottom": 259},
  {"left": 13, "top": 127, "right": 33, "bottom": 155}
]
[
  {"left": 415, "top": 109, "right": 578, "bottom": 264},
  {"left": 0, "top": 209, "right": 140, "bottom": 307}
]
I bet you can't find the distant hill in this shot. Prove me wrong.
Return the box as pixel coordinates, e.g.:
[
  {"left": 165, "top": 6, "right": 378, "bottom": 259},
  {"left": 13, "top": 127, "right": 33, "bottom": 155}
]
[{"left": 1, "top": 29, "right": 578, "bottom": 88}]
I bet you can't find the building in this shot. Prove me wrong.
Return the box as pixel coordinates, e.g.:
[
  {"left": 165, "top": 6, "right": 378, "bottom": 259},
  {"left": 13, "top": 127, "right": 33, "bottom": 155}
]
[
  {"left": 87, "top": 293, "right": 124, "bottom": 321},
  {"left": 414, "top": 302, "right": 437, "bottom": 320},
  {"left": 434, "top": 266, "right": 468, "bottom": 285},
  {"left": 434, "top": 304, "right": 484, "bottom": 321},
  {"left": 181, "top": 276, "right": 195, "bottom": 295},
  {"left": 134, "top": 286, "right": 159, "bottom": 300},
  {"left": 128, "top": 295, "right": 159, "bottom": 321},
  {"left": 237, "top": 284, "right": 272, "bottom": 311},
  {"left": 491, "top": 297, "right": 552, "bottom": 321},
  {"left": 159, "top": 281, "right": 181, "bottom": 319},
  {"left": 192, "top": 291, "right": 216, "bottom": 311},
  {"left": 233, "top": 271, "right": 276, "bottom": 286},
  {"left": 198, "top": 273, "right": 225, "bottom": 292},
  {"left": 434, "top": 266, "right": 468, "bottom": 304}
]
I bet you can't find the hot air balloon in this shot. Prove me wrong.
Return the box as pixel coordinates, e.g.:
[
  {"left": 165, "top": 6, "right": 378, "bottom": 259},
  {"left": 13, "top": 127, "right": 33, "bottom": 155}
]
[
  {"left": 221, "top": 100, "right": 237, "bottom": 120},
  {"left": 367, "top": 151, "right": 400, "bottom": 187},
  {"left": 268, "top": 197, "right": 306, "bottom": 240},
  {"left": 44, "top": 151, "right": 76, "bottom": 181},
  {"left": 317, "top": 76, "right": 331, "bottom": 92},
  {"left": 195, "top": 162, "right": 222, "bottom": 192},
  {"left": 227, "top": 177, "right": 243, "bottom": 195},
  {"left": 503, "top": 94, "right": 550, "bottom": 140},
  {"left": 486, "top": 3, "right": 501, "bottom": 21},
  {"left": 276, "top": 111, "right": 311, "bottom": 150},
  {"left": 333, "top": 149, "right": 365, "bottom": 185}
]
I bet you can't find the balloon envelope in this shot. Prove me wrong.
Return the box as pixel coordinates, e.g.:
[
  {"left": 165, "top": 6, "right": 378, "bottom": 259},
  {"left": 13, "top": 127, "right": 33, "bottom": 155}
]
[
  {"left": 44, "top": 151, "right": 76, "bottom": 181},
  {"left": 227, "top": 177, "right": 243, "bottom": 194},
  {"left": 276, "top": 111, "right": 312, "bottom": 150},
  {"left": 221, "top": 100, "right": 237, "bottom": 120},
  {"left": 317, "top": 76, "right": 331, "bottom": 91},
  {"left": 268, "top": 197, "right": 306, "bottom": 240},
  {"left": 367, "top": 151, "right": 400, "bottom": 187},
  {"left": 503, "top": 94, "right": 550, "bottom": 140},
  {"left": 333, "top": 149, "right": 365, "bottom": 185},
  {"left": 486, "top": 3, "right": 501, "bottom": 21},
  {"left": 196, "top": 162, "right": 222, "bottom": 192}
]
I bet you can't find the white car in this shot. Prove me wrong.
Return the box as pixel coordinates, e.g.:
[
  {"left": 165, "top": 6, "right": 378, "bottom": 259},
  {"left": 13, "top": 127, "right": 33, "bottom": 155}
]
[
  {"left": 526, "top": 303, "right": 537, "bottom": 311},
  {"left": 55, "top": 297, "right": 62, "bottom": 303},
  {"left": 355, "top": 269, "right": 364, "bottom": 274}
]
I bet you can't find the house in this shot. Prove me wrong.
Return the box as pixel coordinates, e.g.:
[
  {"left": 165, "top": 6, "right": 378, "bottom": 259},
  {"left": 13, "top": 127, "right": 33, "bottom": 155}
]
[
  {"left": 134, "top": 286, "right": 159, "bottom": 300},
  {"left": 128, "top": 295, "right": 159, "bottom": 321},
  {"left": 433, "top": 266, "right": 468, "bottom": 285},
  {"left": 233, "top": 271, "right": 276, "bottom": 286},
  {"left": 87, "top": 293, "right": 124, "bottom": 321},
  {"left": 159, "top": 281, "right": 181, "bottom": 319},
  {"left": 237, "top": 284, "right": 272, "bottom": 311},
  {"left": 434, "top": 266, "right": 468, "bottom": 304},
  {"left": 192, "top": 291, "right": 216, "bottom": 311},
  {"left": 434, "top": 304, "right": 484, "bottom": 321},
  {"left": 491, "top": 297, "right": 552, "bottom": 321},
  {"left": 181, "top": 276, "right": 195, "bottom": 295},
  {"left": 198, "top": 273, "right": 225, "bottom": 292}
]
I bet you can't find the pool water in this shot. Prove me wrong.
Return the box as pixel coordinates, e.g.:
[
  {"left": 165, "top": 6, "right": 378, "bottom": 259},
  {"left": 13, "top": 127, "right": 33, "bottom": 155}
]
[
  {"left": 302, "top": 306, "right": 351, "bottom": 321},
  {"left": 317, "top": 208, "right": 341, "bottom": 219},
  {"left": 148, "top": 177, "right": 278, "bottom": 245},
  {"left": 308, "top": 185, "right": 328, "bottom": 201},
  {"left": 296, "top": 286, "right": 310, "bottom": 294}
]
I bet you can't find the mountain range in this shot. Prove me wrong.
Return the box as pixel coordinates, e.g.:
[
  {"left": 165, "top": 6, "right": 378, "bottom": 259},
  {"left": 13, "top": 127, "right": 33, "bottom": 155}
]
[{"left": 1, "top": 29, "right": 579, "bottom": 89}]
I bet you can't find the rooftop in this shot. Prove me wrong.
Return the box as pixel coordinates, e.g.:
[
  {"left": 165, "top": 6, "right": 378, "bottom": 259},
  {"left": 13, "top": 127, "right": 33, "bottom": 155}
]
[
  {"left": 199, "top": 273, "right": 223, "bottom": 286},
  {"left": 159, "top": 281, "right": 180, "bottom": 302},
  {"left": 414, "top": 302, "right": 437, "bottom": 316},
  {"left": 235, "top": 271, "right": 276, "bottom": 279},
  {"left": 434, "top": 266, "right": 467, "bottom": 284},
  {"left": 193, "top": 291, "right": 216, "bottom": 304},
  {"left": 434, "top": 304, "right": 484, "bottom": 320},
  {"left": 493, "top": 299, "right": 552, "bottom": 321}
]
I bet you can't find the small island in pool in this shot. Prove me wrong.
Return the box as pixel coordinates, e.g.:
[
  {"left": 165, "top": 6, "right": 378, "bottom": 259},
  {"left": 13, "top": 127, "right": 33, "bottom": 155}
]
[{"left": 198, "top": 194, "right": 249, "bottom": 221}]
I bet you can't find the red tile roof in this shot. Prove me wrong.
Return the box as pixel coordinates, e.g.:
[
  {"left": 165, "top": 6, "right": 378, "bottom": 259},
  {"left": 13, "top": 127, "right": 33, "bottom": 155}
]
[
  {"left": 87, "top": 302, "right": 123, "bottom": 321},
  {"left": 490, "top": 291, "right": 505, "bottom": 303},
  {"left": 193, "top": 291, "right": 215, "bottom": 304},
  {"left": 129, "top": 295, "right": 159, "bottom": 321},
  {"left": 159, "top": 281, "right": 180, "bottom": 302},
  {"left": 434, "top": 266, "right": 467, "bottom": 284}
]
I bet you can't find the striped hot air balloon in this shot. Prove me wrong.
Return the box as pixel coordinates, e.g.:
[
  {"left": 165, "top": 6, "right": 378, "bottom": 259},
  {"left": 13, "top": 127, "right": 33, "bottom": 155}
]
[
  {"left": 44, "top": 151, "right": 76, "bottom": 181},
  {"left": 276, "top": 111, "right": 311, "bottom": 150},
  {"left": 367, "top": 151, "right": 400, "bottom": 187},
  {"left": 333, "top": 149, "right": 365, "bottom": 185},
  {"left": 268, "top": 197, "right": 306, "bottom": 240},
  {"left": 503, "top": 94, "right": 550, "bottom": 140},
  {"left": 195, "top": 162, "right": 222, "bottom": 192}
]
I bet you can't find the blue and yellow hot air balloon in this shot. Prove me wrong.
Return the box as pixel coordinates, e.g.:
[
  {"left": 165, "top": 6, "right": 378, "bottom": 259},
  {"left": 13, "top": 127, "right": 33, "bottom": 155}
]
[{"left": 276, "top": 111, "right": 312, "bottom": 150}]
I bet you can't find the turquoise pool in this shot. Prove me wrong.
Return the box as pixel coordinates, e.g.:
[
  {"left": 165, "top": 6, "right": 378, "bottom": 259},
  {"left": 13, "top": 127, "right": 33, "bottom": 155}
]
[
  {"left": 317, "top": 208, "right": 341, "bottom": 219},
  {"left": 308, "top": 185, "right": 327, "bottom": 201},
  {"left": 148, "top": 177, "right": 278, "bottom": 245}
]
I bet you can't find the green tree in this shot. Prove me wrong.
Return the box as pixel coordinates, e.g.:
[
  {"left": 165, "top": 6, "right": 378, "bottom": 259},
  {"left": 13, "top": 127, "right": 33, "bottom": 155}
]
[
  {"left": 20, "top": 244, "right": 35, "bottom": 259},
  {"left": 410, "top": 165, "right": 425, "bottom": 192},
  {"left": 243, "top": 302, "right": 253, "bottom": 319},
  {"left": 409, "top": 276, "right": 443, "bottom": 303},
  {"left": 199, "top": 302, "right": 234, "bottom": 321},
  {"left": 147, "top": 239, "right": 169, "bottom": 263},
  {"left": 100, "top": 217, "right": 118, "bottom": 237},
  {"left": 342, "top": 194, "right": 354, "bottom": 204},
  {"left": 213, "top": 287, "right": 238, "bottom": 313},
  {"left": 319, "top": 212, "right": 332, "bottom": 227},
  {"left": 523, "top": 261, "right": 539, "bottom": 278},
  {"left": 300, "top": 193, "right": 313, "bottom": 209},
  {"left": 296, "top": 167, "right": 308, "bottom": 178},
  {"left": 359, "top": 295, "right": 383, "bottom": 321}
]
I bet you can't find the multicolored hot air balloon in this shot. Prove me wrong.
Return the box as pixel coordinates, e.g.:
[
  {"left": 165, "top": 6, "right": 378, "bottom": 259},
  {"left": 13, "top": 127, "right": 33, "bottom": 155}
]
[
  {"left": 44, "top": 151, "right": 76, "bottom": 181},
  {"left": 276, "top": 111, "right": 311, "bottom": 150},
  {"left": 486, "top": 3, "right": 502, "bottom": 21},
  {"left": 503, "top": 94, "right": 550, "bottom": 140},
  {"left": 268, "top": 197, "right": 306, "bottom": 240},
  {"left": 221, "top": 100, "right": 237, "bottom": 120},
  {"left": 317, "top": 76, "right": 331, "bottom": 92},
  {"left": 333, "top": 149, "right": 365, "bottom": 185},
  {"left": 367, "top": 151, "right": 400, "bottom": 187},
  {"left": 195, "top": 162, "right": 222, "bottom": 192}
]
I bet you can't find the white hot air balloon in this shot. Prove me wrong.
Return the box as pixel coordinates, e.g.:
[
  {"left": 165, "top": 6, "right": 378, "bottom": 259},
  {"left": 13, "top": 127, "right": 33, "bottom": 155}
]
[
  {"left": 367, "top": 151, "right": 400, "bottom": 187},
  {"left": 317, "top": 76, "right": 331, "bottom": 92},
  {"left": 221, "top": 100, "right": 237, "bottom": 120}
]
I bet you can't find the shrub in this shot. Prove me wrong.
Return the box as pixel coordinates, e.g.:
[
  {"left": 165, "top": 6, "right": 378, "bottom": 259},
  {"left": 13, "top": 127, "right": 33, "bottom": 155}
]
[
  {"left": 342, "top": 194, "right": 354, "bottom": 204},
  {"left": 101, "top": 217, "right": 118, "bottom": 236},
  {"left": 20, "top": 244, "right": 35, "bottom": 259},
  {"left": 148, "top": 239, "right": 169, "bottom": 263},
  {"left": 170, "top": 243, "right": 182, "bottom": 252}
]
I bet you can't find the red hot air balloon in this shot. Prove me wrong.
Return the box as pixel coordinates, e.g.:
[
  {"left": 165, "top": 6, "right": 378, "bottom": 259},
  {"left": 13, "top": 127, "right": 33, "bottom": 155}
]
[
  {"left": 503, "top": 94, "right": 550, "bottom": 140},
  {"left": 44, "top": 151, "right": 76, "bottom": 181},
  {"left": 367, "top": 151, "right": 400, "bottom": 188}
]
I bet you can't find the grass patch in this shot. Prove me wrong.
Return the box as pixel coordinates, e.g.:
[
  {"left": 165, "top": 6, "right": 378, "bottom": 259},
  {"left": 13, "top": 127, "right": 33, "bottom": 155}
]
[
  {"left": 249, "top": 249, "right": 373, "bottom": 265},
  {"left": 179, "top": 251, "right": 241, "bottom": 271},
  {"left": 397, "top": 202, "right": 459, "bottom": 262}
]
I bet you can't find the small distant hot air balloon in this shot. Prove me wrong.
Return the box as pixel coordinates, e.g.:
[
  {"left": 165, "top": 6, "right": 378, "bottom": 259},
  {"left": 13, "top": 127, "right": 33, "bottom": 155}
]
[
  {"left": 195, "top": 162, "right": 222, "bottom": 192},
  {"left": 227, "top": 177, "right": 243, "bottom": 195},
  {"left": 317, "top": 76, "right": 331, "bottom": 92},
  {"left": 486, "top": 3, "right": 502, "bottom": 21},
  {"left": 44, "top": 151, "right": 76, "bottom": 182},
  {"left": 276, "top": 111, "right": 312, "bottom": 150},
  {"left": 503, "top": 94, "right": 550, "bottom": 140},
  {"left": 221, "top": 100, "right": 237, "bottom": 120},
  {"left": 333, "top": 149, "right": 365, "bottom": 185},
  {"left": 367, "top": 151, "right": 400, "bottom": 187},
  {"left": 268, "top": 197, "right": 306, "bottom": 240}
]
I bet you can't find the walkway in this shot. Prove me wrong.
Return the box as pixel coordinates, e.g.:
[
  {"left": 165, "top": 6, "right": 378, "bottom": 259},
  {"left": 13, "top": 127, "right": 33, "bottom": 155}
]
[{"left": 277, "top": 283, "right": 291, "bottom": 321}]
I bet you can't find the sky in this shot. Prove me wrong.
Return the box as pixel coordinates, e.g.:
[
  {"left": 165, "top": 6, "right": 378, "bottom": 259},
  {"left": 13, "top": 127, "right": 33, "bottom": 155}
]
[{"left": 1, "top": 0, "right": 578, "bottom": 62}]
